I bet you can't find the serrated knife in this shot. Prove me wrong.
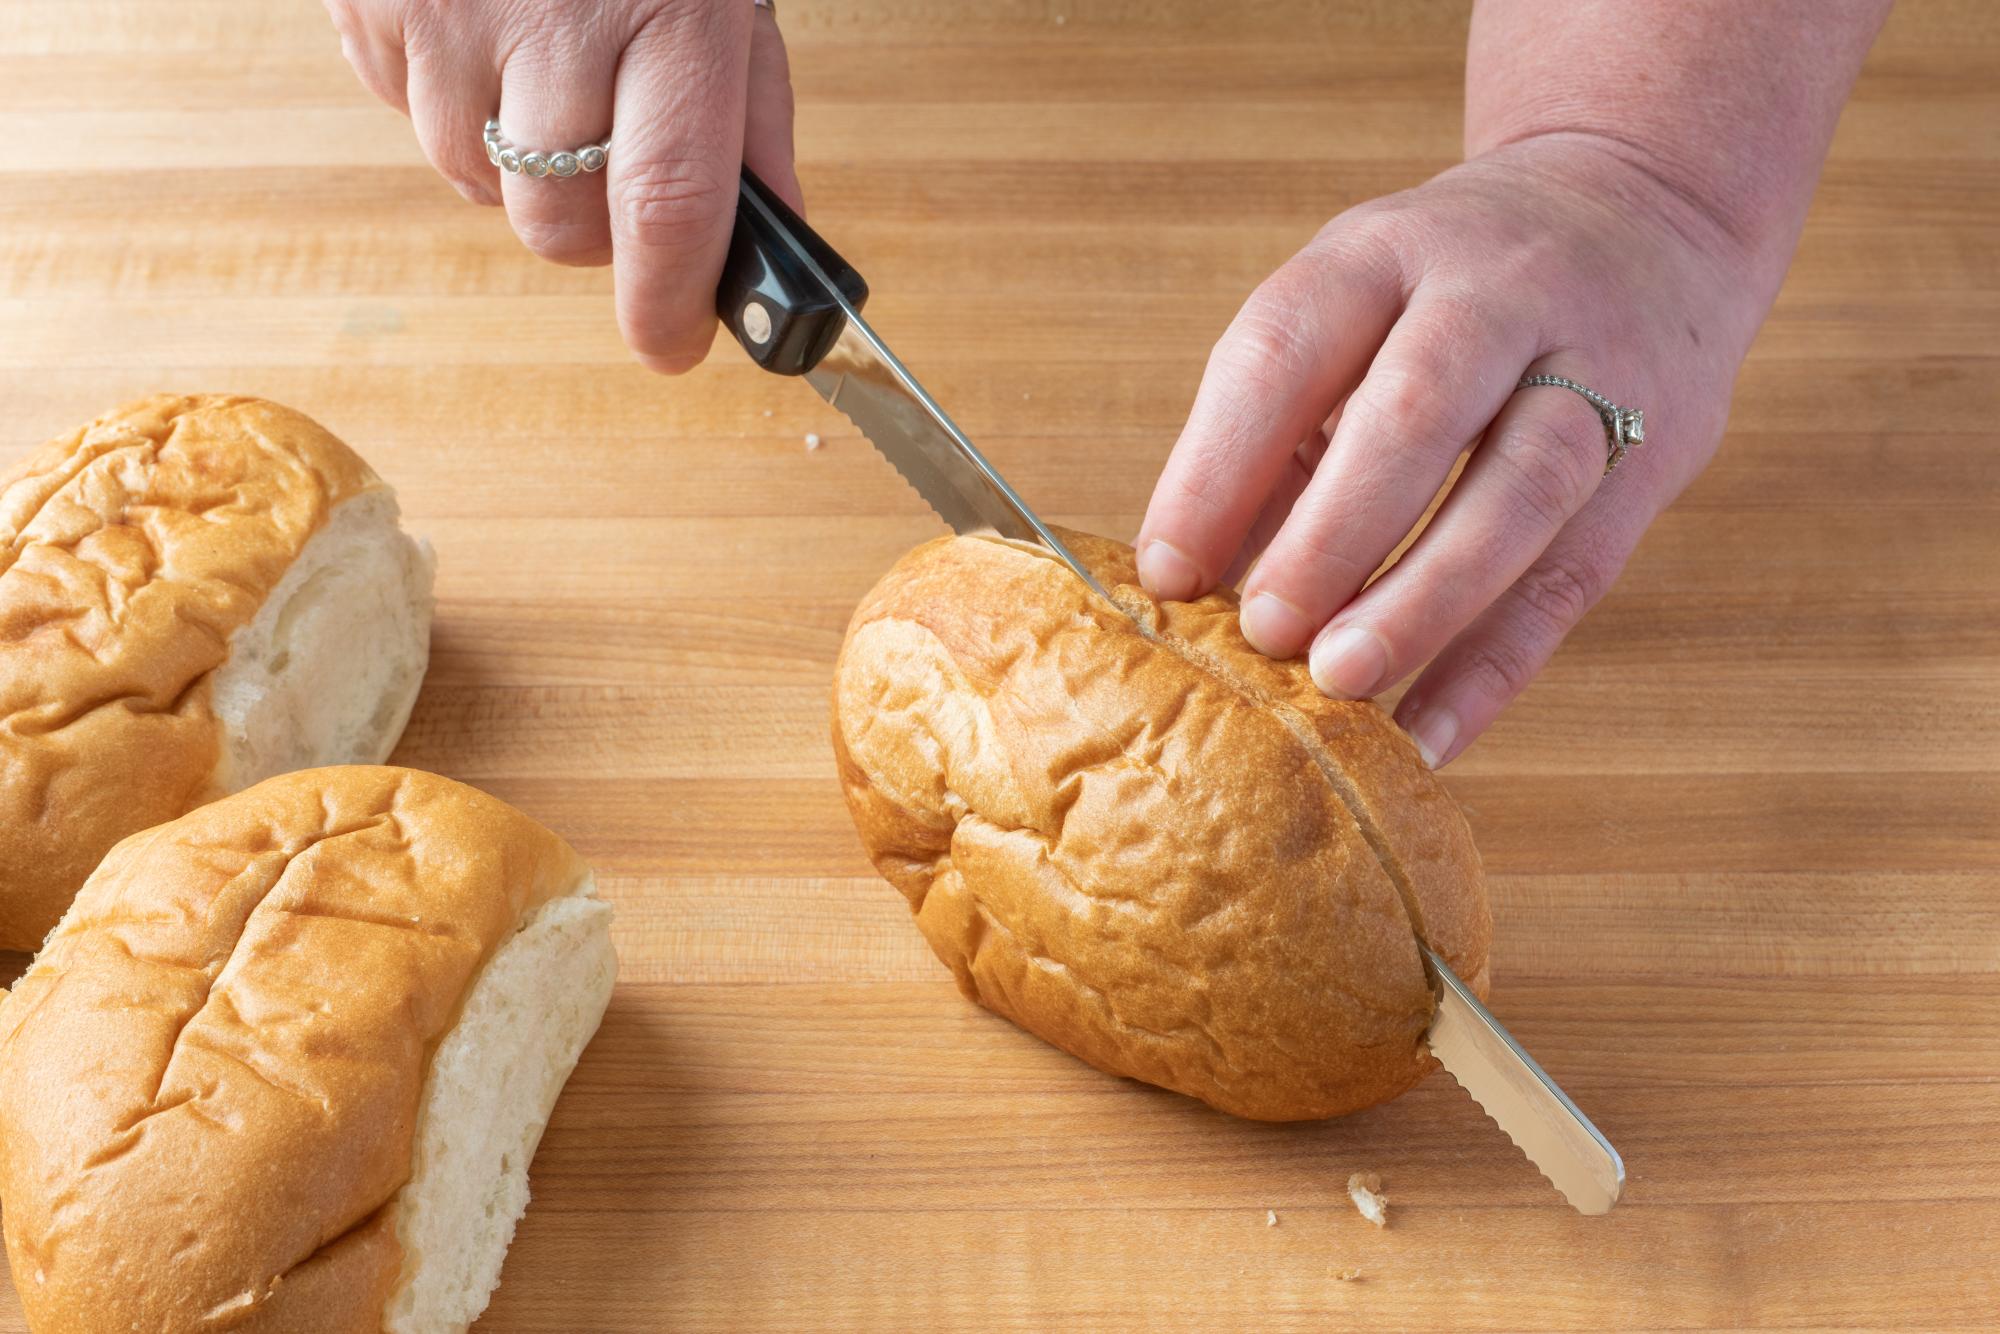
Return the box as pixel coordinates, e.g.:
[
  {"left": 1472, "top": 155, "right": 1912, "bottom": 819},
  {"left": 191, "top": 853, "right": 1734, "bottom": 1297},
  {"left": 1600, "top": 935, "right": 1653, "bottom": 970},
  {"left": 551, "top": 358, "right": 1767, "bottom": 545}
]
[{"left": 717, "top": 166, "right": 1623, "bottom": 1215}]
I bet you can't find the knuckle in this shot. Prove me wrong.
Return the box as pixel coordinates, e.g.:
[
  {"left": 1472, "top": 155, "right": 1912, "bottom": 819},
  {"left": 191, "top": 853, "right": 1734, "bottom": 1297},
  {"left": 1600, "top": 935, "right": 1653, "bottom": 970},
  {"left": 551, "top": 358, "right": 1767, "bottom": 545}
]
[
  {"left": 510, "top": 211, "right": 609, "bottom": 264},
  {"left": 501, "top": 1, "right": 602, "bottom": 72},
  {"left": 420, "top": 0, "right": 496, "bottom": 29},
  {"left": 614, "top": 159, "right": 732, "bottom": 251},
  {"left": 323, "top": 0, "right": 360, "bottom": 38},
  {"left": 1454, "top": 636, "right": 1538, "bottom": 707},
  {"left": 1213, "top": 298, "right": 1316, "bottom": 400},
  {"left": 1273, "top": 518, "right": 1374, "bottom": 595},
  {"left": 401, "top": 3, "right": 459, "bottom": 60},
  {"left": 1306, "top": 217, "right": 1409, "bottom": 312},
  {"left": 1490, "top": 414, "right": 1599, "bottom": 530},
  {"left": 1319, "top": 198, "right": 1399, "bottom": 257},
  {"left": 1513, "top": 547, "right": 1608, "bottom": 633},
  {"left": 1350, "top": 362, "right": 1460, "bottom": 455},
  {"left": 1321, "top": 199, "right": 1418, "bottom": 276},
  {"left": 1162, "top": 465, "right": 1234, "bottom": 530}
]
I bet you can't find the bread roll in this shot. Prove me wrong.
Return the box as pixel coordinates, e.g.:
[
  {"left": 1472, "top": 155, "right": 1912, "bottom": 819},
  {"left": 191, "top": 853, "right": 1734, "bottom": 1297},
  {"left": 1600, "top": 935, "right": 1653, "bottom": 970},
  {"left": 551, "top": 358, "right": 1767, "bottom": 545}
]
[
  {"left": 831, "top": 530, "right": 1490, "bottom": 1121},
  {"left": 0, "top": 765, "right": 616, "bottom": 1333},
  {"left": 0, "top": 395, "right": 435, "bottom": 949}
]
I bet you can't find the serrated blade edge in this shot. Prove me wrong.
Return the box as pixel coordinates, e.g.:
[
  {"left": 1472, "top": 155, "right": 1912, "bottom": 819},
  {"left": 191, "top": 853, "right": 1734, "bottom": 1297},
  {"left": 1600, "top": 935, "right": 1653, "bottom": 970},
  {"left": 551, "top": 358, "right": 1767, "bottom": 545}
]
[
  {"left": 804, "top": 331, "right": 1017, "bottom": 540},
  {"left": 1422, "top": 944, "right": 1624, "bottom": 1215}
]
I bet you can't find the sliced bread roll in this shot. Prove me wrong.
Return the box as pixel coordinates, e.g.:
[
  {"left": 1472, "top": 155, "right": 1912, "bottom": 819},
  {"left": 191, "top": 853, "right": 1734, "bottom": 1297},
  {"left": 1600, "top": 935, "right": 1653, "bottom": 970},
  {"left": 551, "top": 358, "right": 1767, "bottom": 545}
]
[
  {"left": 831, "top": 530, "right": 1490, "bottom": 1121},
  {"left": 0, "top": 394, "right": 434, "bottom": 949},
  {"left": 0, "top": 765, "right": 616, "bottom": 1333}
]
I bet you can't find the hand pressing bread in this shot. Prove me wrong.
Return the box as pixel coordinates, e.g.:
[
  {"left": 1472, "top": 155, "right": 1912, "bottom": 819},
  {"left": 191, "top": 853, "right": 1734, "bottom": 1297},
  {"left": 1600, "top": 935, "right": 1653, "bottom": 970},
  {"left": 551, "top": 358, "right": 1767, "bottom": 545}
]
[
  {"left": 832, "top": 530, "right": 1490, "bottom": 1120},
  {"left": 0, "top": 766, "right": 616, "bottom": 1334},
  {"left": 0, "top": 395, "right": 434, "bottom": 948}
]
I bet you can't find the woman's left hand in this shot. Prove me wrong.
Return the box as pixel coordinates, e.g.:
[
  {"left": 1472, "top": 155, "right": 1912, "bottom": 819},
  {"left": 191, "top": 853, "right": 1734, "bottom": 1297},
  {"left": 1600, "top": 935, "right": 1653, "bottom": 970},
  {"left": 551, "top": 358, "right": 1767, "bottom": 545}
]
[{"left": 1133, "top": 133, "right": 1770, "bottom": 767}]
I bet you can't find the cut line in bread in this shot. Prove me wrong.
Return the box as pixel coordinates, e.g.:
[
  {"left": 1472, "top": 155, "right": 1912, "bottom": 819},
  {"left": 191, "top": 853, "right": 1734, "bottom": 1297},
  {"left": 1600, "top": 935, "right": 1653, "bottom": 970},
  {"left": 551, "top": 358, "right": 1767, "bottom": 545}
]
[{"left": 1103, "top": 583, "right": 1435, "bottom": 940}]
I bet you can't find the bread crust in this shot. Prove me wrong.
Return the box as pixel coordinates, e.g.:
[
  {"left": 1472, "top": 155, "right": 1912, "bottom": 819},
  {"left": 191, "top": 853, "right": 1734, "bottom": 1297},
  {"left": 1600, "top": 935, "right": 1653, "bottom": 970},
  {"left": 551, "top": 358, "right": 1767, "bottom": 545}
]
[
  {"left": 830, "top": 532, "right": 1490, "bottom": 1120},
  {"left": 0, "top": 394, "right": 381, "bottom": 948},
  {"left": 0, "top": 766, "right": 591, "bottom": 1333}
]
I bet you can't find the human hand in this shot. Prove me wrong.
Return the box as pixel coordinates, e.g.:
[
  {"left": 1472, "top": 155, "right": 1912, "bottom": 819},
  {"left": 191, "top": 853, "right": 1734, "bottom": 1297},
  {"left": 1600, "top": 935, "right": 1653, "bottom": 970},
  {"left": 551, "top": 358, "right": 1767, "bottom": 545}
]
[
  {"left": 326, "top": 0, "right": 797, "bottom": 372},
  {"left": 1135, "top": 135, "right": 1770, "bottom": 767}
]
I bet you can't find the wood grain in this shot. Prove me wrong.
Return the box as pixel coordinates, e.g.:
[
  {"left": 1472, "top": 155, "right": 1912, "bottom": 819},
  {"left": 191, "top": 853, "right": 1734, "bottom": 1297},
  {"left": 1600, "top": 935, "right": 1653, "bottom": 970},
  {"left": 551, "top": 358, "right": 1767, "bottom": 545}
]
[{"left": 0, "top": 0, "right": 1995, "bottom": 1329}]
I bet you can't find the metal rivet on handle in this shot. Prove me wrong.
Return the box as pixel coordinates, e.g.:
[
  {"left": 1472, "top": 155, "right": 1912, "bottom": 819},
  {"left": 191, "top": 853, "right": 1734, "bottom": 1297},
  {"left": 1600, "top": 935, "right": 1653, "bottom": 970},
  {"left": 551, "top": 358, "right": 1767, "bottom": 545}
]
[{"left": 742, "top": 300, "right": 773, "bottom": 346}]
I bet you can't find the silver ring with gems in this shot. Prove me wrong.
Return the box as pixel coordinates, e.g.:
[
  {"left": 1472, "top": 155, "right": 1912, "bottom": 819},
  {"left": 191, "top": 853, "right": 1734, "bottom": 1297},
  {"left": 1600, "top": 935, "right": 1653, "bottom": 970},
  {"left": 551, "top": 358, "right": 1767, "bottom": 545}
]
[
  {"left": 483, "top": 120, "right": 609, "bottom": 179},
  {"left": 1516, "top": 374, "right": 1647, "bottom": 474}
]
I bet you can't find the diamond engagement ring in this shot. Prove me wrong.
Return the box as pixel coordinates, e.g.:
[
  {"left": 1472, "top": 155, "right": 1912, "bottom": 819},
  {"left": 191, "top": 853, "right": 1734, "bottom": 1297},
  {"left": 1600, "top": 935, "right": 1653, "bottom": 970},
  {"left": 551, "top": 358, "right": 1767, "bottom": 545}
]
[
  {"left": 483, "top": 120, "right": 609, "bottom": 179},
  {"left": 1516, "top": 374, "right": 1647, "bottom": 474}
]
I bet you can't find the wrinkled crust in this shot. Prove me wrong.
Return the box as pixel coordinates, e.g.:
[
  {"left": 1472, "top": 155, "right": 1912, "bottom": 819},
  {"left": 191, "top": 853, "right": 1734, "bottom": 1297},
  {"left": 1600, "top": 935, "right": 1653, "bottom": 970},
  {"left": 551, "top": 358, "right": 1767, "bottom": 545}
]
[
  {"left": 0, "top": 395, "right": 382, "bottom": 949},
  {"left": 831, "top": 532, "right": 1489, "bottom": 1121},
  {"left": 1058, "top": 530, "right": 1492, "bottom": 997},
  {"left": 0, "top": 766, "right": 591, "bottom": 1333}
]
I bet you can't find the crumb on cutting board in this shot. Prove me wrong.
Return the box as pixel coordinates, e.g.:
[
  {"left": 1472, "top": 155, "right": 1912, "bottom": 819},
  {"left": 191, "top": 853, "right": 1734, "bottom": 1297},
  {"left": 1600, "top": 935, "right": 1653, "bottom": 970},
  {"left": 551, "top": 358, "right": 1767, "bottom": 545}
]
[
  {"left": 1266, "top": 1210, "right": 1278, "bottom": 1226},
  {"left": 1334, "top": 1267, "right": 1363, "bottom": 1282},
  {"left": 1347, "top": 1172, "right": 1387, "bottom": 1227},
  {"left": 805, "top": 432, "right": 823, "bottom": 451}
]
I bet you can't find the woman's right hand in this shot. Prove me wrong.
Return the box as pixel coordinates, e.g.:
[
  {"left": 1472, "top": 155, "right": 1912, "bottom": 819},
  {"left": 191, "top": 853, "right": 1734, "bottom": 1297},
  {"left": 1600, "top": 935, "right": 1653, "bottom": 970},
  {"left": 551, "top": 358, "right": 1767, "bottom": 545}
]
[{"left": 326, "top": 0, "right": 798, "bottom": 373}]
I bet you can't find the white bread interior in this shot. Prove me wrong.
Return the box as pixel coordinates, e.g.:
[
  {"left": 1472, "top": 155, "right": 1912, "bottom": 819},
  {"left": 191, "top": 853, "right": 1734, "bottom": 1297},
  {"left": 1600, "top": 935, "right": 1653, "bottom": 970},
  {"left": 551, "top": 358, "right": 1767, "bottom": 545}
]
[
  {"left": 385, "top": 879, "right": 618, "bottom": 1334},
  {"left": 209, "top": 488, "right": 436, "bottom": 791},
  {"left": 1347, "top": 1172, "right": 1388, "bottom": 1227}
]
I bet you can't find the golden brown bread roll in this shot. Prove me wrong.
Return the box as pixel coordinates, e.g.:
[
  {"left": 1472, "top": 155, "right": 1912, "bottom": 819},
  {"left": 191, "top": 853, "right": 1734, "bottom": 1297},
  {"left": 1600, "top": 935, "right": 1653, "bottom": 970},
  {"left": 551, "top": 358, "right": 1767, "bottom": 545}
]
[
  {"left": 0, "top": 766, "right": 615, "bottom": 1333},
  {"left": 0, "top": 395, "right": 434, "bottom": 949},
  {"left": 831, "top": 530, "right": 1490, "bottom": 1120}
]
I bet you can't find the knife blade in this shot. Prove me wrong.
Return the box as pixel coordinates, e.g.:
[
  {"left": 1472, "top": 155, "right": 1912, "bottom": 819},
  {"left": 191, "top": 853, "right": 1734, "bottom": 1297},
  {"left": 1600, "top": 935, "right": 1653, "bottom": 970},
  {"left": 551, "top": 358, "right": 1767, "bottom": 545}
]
[
  {"left": 718, "top": 168, "right": 1111, "bottom": 604},
  {"left": 1422, "top": 942, "right": 1625, "bottom": 1214}
]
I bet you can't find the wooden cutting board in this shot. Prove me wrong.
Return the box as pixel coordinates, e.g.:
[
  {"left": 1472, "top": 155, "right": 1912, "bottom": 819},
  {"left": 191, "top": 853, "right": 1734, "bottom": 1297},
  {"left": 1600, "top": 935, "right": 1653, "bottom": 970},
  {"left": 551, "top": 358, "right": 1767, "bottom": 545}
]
[{"left": 1, "top": 1, "right": 1994, "bottom": 1328}]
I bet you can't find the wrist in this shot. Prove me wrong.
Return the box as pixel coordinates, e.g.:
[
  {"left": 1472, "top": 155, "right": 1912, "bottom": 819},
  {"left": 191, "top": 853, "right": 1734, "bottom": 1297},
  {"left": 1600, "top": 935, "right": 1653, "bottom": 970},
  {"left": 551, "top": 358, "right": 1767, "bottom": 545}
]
[
  {"left": 1490, "top": 128, "right": 1780, "bottom": 266},
  {"left": 1462, "top": 2, "right": 1888, "bottom": 306},
  {"left": 1470, "top": 130, "right": 1793, "bottom": 343}
]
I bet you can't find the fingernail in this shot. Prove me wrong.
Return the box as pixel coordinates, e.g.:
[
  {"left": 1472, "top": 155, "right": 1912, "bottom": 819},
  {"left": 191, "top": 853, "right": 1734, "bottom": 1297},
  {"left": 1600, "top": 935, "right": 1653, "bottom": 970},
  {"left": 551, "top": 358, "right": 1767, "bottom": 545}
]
[
  {"left": 1136, "top": 539, "right": 1203, "bottom": 601},
  {"left": 1404, "top": 705, "right": 1460, "bottom": 770},
  {"left": 1309, "top": 625, "right": 1389, "bottom": 699},
  {"left": 1239, "top": 592, "right": 1314, "bottom": 658}
]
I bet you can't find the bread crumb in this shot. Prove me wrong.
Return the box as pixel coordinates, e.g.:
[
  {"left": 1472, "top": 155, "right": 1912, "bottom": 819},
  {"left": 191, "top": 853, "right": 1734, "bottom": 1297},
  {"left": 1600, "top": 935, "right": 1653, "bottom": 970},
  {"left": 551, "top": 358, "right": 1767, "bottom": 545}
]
[
  {"left": 1334, "top": 1267, "right": 1363, "bottom": 1282},
  {"left": 762, "top": 409, "right": 773, "bottom": 418},
  {"left": 1266, "top": 1210, "right": 1278, "bottom": 1226},
  {"left": 1347, "top": 1172, "right": 1387, "bottom": 1227},
  {"left": 804, "top": 433, "right": 823, "bottom": 451}
]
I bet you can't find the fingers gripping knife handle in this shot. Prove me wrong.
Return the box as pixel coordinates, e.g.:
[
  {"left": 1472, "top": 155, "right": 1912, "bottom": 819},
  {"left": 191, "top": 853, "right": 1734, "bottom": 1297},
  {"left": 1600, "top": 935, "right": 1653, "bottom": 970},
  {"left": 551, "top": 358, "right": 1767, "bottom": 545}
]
[{"left": 718, "top": 167, "right": 870, "bottom": 375}]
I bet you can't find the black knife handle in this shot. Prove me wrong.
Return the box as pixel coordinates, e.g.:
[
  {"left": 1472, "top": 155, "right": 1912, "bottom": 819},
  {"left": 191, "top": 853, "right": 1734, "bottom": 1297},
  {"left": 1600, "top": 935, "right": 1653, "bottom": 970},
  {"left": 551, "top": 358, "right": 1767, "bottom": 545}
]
[{"left": 717, "top": 167, "right": 869, "bottom": 376}]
